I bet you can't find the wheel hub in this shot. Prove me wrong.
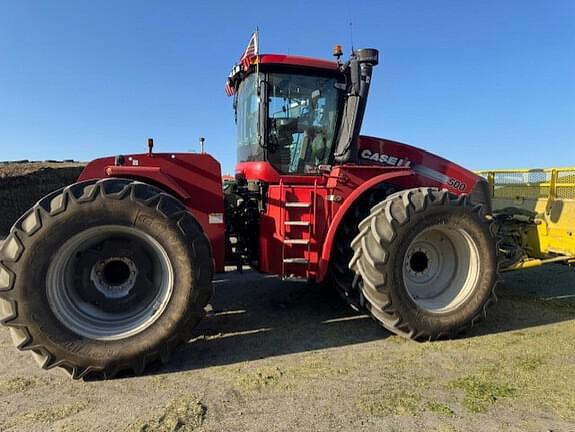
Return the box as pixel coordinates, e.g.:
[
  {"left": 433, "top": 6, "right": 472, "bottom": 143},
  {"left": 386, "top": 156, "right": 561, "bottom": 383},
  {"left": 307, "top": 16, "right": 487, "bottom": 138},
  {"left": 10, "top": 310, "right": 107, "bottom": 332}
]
[
  {"left": 90, "top": 257, "right": 138, "bottom": 299},
  {"left": 402, "top": 225, "right": 480, "bottom": 313},
  {"left": 404, "top": 241, "right": 442, "bottom": 288},
  {"left": 46, "top": 225, "right": 174, "bottom": 341},
  {"left": 409, "top": 250, "right": 429, "bottom": 273}
]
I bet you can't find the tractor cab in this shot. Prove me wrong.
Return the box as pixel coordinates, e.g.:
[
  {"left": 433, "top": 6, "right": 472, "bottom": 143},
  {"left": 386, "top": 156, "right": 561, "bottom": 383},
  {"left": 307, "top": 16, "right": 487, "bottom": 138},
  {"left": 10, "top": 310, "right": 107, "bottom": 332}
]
[
  {"left": 236, "top": 65, "right": 340, "bottom": 174},
  {"left": 227, "top": 48, "right": 380, "bottom": 180}
]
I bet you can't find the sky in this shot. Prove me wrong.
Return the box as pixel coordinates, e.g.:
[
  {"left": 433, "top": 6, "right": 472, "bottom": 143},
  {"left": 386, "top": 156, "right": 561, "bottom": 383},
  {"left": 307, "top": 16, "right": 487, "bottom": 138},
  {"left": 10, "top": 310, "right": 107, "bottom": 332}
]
[{"left": 0, "top": 0, "right": 573, "bottom": 174}]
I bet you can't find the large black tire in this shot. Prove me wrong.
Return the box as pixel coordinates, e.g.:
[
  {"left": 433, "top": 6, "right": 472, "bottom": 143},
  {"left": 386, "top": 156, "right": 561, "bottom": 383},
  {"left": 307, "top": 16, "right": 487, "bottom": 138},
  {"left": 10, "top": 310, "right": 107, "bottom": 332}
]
[
  {"left": 0, "top": 178, "right": 213, "bottom": 378},
  {"left": 350, "top": 188, "right": 498, "bottom": 340},
  {"left": 329, "top": 185, "right": 395, "bottom": 309}
]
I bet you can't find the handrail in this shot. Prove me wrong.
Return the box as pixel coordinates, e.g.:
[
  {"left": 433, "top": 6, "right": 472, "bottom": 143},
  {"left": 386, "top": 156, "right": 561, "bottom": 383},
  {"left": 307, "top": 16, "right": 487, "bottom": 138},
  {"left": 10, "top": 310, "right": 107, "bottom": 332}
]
[
  {"left": 476, "top": 167, "right": 575, "bottom": 174},
  {"left": 475, "top": 167, "right": 575, "bottom": 200}
]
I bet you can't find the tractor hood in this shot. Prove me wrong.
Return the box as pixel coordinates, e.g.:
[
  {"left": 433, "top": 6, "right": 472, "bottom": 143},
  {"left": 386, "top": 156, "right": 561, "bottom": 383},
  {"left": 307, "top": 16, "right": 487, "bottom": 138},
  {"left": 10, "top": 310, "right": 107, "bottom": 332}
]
[{"left": 357, "top": 135, "right": 491, "bottom": 211}]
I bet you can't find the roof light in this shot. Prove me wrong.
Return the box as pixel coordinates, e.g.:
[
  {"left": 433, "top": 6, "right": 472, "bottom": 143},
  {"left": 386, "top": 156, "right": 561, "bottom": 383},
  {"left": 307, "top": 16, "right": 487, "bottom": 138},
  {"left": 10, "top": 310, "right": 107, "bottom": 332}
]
[{"left": 333, "top": 44, "right": 343, "bottom": 59}]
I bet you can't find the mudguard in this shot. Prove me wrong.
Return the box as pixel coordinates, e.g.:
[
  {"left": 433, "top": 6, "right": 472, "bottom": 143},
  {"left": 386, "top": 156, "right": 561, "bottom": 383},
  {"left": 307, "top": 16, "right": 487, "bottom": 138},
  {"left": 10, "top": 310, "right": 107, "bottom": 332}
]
[
  {"left": 316, "top": 136, "right": 491, "bottom": 282},
  {"left": 79, "top": 153, "right": 226, "bottom": 272}
]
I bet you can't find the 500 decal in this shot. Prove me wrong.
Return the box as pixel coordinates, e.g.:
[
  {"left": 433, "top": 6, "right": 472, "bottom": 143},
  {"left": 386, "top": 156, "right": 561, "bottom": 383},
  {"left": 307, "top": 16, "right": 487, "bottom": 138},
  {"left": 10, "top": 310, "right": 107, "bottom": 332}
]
[
  {"left": 447, "top": 178, "right": 467, "bottom": 192},
  {"left": 410, "top": 165, "right": 469, "bottom": 192}
]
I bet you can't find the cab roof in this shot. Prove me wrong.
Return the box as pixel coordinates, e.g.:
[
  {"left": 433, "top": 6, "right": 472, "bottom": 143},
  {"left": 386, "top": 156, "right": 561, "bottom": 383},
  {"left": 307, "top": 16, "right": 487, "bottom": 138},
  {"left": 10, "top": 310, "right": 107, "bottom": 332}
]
[{"left": 257, "top": 54, "right": 339, "bottom": 72}]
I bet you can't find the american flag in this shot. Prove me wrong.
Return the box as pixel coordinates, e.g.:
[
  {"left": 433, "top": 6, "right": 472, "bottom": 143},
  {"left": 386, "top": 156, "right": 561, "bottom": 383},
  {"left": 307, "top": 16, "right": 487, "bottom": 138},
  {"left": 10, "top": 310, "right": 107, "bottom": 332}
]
[
  {"left": 240, "top": 31, "right": 258, "bottom": 70},
  {"left": 224, "top": 31, "right": 259, "bottom": 96},
  {"left": 224, "top": 79, "right": 235, "bottom": 96}
]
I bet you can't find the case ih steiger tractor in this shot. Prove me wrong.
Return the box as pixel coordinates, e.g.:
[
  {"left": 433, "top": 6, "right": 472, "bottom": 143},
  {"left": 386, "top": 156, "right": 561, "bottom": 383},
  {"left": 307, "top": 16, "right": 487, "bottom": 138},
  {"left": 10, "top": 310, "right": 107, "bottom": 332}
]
[{"left": 1, "top": 38, "right": 573, "bottom": 379}]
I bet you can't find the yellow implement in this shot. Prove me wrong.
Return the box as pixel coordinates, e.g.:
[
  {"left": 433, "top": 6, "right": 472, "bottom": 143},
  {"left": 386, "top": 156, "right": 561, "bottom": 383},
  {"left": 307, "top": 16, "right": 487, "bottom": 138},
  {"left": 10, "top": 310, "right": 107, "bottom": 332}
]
[{"left": 476, "top": 167, "right": 575, "bottom": 271}]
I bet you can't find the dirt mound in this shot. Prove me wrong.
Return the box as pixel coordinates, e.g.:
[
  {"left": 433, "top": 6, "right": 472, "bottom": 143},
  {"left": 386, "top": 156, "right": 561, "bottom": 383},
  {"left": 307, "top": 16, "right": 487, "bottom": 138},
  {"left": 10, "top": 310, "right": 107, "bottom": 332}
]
[{"left": 0, "top": 162, "right": 85, "bottom": 234}]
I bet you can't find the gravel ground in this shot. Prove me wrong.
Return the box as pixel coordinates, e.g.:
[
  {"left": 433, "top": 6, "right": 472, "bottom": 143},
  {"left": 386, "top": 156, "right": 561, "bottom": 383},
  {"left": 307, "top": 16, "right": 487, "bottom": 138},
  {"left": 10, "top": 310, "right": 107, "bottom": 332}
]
[
  {"left": 0, "top": 234, "right": 574, "bottom": 432},
  {"left": 0, "top": 162, "right": 85, "bottom": 234},
  {"left": 0, "top": 162, "right": 84, "bottom": 178}
]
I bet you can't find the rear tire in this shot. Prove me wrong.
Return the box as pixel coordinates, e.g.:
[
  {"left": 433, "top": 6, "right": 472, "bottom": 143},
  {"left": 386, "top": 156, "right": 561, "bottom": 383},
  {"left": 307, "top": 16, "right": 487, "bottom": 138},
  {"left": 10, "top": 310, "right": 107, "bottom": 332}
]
[
  {"left": 350, "top": 188, "right": 498, "bottom": 340},
  {"left": 0, "top": 179, "right": 213, "bottom": 378}
]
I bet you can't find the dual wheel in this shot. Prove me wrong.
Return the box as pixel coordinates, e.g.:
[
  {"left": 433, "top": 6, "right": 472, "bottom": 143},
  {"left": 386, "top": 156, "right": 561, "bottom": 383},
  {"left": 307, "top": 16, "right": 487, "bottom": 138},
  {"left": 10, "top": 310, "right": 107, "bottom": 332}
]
[{"left": 336, "top": 187, "right": 498, "bottom": 340}]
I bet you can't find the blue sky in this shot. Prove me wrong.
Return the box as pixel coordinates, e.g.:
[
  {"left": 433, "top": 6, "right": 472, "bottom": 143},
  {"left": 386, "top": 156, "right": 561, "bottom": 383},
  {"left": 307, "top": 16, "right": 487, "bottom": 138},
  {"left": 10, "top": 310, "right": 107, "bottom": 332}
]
[{"left": 1, "top": 0, "right": 573, "bottom": 173}]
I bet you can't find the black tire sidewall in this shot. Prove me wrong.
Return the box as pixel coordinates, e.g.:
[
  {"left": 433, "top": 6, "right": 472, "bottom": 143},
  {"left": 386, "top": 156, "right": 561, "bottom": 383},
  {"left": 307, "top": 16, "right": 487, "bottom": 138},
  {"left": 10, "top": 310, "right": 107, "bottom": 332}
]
[
  {"left": 13, "top": 189, "right": 206, "bottom": 370},
  {"left": 330, "top": 185, "right": 396, "bottom": 302},
  {"left": 384, "top": 202, "right": 497, "bottom": 334}
]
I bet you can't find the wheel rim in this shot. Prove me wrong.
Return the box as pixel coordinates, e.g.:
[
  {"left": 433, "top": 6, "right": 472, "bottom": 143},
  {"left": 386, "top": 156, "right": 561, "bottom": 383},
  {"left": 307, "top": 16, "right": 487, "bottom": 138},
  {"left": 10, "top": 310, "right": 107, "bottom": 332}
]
[
  {"left": 46, "top": 225, "right": 174, "bottom": 341},
  {"left": 402, "top": 225, "right": 480, "bottom": 313}
]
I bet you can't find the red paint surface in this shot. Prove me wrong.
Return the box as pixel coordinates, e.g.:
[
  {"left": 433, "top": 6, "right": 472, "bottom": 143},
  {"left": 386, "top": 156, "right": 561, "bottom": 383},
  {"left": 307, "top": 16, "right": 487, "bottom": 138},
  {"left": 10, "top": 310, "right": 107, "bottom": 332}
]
[
  {"left": 258, "top": 54, "right": 339, "bottom": 71},
  {"left": 76, "top": 136, "right": 482, "bottom": 281},
  {"left": 240, "top": 136, "right": 483, "bottom": 281},
  {"left": 357, "top": 136, "right": 480, "bottom": 195},
  {"left": 79, "top": 153, "right": 226, "bottom": 272}
]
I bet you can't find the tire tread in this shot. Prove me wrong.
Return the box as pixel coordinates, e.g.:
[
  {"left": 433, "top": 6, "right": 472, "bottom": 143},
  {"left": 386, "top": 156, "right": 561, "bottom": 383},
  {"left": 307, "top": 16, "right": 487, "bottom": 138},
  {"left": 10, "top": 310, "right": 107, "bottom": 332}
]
[
  {"left": 0, "top": 178, "right": 212, "bottom": 378},
  {"left": 350, "top": 187, "right": 498, "bottom": 340}
]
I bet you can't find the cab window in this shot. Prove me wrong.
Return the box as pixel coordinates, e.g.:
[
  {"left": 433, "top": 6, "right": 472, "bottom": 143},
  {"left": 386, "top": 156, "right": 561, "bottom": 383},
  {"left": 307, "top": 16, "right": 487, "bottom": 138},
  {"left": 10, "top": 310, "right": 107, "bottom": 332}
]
[{"left": 267, "top": 73, "right": 339, "bottom": 174}]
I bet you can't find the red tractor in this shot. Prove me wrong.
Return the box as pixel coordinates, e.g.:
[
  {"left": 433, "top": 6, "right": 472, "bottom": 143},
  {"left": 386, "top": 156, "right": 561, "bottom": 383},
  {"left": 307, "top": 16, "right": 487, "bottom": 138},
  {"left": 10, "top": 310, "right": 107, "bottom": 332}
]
[{"left": 0, "top": 43, "right": 498, "bottom": 378}]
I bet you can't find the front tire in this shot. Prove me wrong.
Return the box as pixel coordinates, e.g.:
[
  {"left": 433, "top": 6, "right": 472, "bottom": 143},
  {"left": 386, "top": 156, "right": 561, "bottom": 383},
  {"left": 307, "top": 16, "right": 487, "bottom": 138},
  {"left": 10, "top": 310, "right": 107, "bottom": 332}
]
[
  {"left": 0, "top": 179, "right": 213, "bottom": 378},
  {"left": 350, "top": 188, "right": 498, "bottom": 340}
]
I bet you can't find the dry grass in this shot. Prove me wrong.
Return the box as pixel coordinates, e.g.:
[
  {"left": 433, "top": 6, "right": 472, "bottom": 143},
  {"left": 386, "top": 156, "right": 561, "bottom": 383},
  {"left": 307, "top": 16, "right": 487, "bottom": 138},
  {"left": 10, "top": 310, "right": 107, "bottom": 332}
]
[{"left": 125, "top": 396, "right": 206, "bottom": 432}]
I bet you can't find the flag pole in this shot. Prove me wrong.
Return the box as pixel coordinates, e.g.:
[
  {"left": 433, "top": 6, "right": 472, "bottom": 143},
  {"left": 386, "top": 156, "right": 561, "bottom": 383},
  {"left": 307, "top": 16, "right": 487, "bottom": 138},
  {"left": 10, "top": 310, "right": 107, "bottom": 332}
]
[
  {"left": 255, "top": 27, "right": 262, "bottom": 148},
  {"left": 255, "top": 27, "right": 260, "bottom": 89}
]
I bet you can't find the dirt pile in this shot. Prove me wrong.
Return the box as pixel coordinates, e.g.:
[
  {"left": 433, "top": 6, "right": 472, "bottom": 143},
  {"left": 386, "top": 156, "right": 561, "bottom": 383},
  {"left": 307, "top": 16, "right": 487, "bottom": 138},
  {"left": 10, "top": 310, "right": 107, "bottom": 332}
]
[{"left": 0, "top": 162, "right": 85, "bottom": 234}]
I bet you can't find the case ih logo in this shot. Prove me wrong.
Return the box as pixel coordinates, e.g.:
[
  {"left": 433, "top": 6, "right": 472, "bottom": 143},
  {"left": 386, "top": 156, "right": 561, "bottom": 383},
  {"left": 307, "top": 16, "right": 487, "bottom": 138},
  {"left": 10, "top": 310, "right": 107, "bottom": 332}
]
[{"left": 360, "top": 149, "right": 412, "bottom": 168}]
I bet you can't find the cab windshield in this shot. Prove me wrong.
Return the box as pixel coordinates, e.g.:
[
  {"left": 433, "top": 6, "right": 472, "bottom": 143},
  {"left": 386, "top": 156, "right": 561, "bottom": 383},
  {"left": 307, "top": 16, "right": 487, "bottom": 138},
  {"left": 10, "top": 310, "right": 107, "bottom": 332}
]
[{"left": 236, "top": 72, "right": 340, "bottom": 174}]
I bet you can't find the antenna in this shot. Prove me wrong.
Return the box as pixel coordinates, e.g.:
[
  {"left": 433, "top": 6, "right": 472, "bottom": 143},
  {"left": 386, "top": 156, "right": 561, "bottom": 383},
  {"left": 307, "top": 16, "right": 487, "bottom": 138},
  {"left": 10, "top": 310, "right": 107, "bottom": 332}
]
[
  {"left": 349, "top": 20, "right": 354, "bottom": 53},
  {"left": 347, "top": 0, "right": 354, "bottom": 52}
]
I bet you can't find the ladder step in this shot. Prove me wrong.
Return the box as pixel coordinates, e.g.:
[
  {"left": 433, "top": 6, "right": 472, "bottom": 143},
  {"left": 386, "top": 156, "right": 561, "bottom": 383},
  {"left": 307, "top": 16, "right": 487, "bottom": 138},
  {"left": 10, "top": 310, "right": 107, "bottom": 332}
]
[
  {"left": 282, "top": 275, "right": 308, "bottom": 282},
  {"left": 284, "top": 239, "right": 310, "bottom": 245},
  {"left": 285, "top": 202, "right": 311, "bottom": 208},
  {"left": 283, "top": 258, "right": 309, "bottom": 264},
  {"left": 284, "top": 221, "right": 310, "bottom": 226}
]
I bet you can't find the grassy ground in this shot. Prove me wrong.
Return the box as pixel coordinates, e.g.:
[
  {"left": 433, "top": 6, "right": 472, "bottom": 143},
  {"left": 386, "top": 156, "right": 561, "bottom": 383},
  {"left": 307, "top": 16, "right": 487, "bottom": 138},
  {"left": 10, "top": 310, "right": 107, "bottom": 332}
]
[{"left": 0, "top": 261, "right": 574, "bottom": 431}]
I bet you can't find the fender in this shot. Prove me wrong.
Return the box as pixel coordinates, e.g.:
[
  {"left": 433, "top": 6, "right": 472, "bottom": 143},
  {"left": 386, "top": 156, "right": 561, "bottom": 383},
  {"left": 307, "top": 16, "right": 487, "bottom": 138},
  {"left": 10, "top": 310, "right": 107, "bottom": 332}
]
[
  {"left": 103, "top": 166, "right": 191, "bottom": 201},
  {"left": 78, "top": 153, "right": 226, "bottom": 272},
  {"left": 316, "top": 169, "right": 415, "bottom": 282}
]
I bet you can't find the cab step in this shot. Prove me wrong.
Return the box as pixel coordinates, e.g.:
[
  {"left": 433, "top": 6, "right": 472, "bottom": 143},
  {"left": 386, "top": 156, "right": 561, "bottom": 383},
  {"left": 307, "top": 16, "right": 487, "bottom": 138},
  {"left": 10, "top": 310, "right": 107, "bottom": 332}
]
[
  {"left": 283, "top": 239, "right": 310, "bottom": 245},
  {"left": 284, "top": 221, "right": 310, "bottom": 226},
  {"left": 285, "top": 202, "right": 311, "bottom": 208},
  {"left": 283, "top": 258, "right": 309, "bottom": 264}
]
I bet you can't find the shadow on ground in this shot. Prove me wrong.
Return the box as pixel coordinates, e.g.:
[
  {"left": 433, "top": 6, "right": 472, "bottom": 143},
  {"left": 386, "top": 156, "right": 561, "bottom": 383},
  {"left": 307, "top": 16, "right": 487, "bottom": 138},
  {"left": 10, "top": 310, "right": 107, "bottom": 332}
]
[
  {"left": 158, "top": 264, "right": 575, "bottom": 375},
  {"left": 3, "top": 232, "right": 573, "bottom": 377},
  {"left": 467, "top": 263, "right": 575, "bottom": 337},
  {"left": 163, "top": 269, "right": 387, "bottom": 373}
]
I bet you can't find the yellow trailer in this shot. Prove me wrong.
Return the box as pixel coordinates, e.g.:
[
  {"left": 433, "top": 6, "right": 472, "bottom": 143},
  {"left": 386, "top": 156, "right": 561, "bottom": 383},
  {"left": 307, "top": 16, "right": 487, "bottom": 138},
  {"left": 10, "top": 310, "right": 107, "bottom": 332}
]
[{"left": 476, "top": 167, "right": 575, "bottom": 271}]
